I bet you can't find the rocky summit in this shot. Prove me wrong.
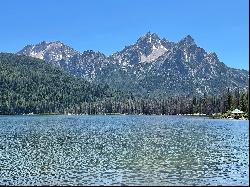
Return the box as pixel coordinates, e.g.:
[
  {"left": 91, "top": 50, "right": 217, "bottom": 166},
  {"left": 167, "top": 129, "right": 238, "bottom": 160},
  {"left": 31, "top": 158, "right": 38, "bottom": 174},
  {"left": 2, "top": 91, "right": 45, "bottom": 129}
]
[{"left": 17, "top": 32, "right": 249, "bottom": 97}]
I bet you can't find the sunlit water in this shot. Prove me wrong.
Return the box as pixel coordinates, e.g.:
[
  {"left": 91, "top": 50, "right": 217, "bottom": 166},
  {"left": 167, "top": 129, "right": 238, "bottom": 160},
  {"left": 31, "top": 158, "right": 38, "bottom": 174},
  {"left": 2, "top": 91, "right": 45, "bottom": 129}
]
[{"left": 0, "top": 115, "right": 248, "bottom": 186}]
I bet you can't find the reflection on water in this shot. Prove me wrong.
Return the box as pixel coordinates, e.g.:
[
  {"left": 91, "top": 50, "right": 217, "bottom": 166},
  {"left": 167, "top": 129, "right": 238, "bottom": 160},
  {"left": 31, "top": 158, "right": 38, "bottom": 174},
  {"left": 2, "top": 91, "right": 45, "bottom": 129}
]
[{"left": 0, "top": 115, "right": 248, "bottom": 185}]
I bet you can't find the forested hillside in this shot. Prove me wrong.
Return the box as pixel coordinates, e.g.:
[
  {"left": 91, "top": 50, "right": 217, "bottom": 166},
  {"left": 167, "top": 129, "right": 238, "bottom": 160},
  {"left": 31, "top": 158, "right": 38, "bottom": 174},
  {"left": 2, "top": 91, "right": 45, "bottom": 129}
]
[
  {"left": 0, "top": 53, "right": 248, "bottom": 116},
  {"left": 0, "top": 53, "right": 116, "bottom": 114}
]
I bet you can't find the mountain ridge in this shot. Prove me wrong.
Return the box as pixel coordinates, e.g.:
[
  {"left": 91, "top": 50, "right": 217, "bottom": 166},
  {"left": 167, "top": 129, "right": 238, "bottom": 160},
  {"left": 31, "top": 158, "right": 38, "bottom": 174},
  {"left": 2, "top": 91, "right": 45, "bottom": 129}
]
[{"left": 17, "top": 32, "right": 249, "bottom": 97}]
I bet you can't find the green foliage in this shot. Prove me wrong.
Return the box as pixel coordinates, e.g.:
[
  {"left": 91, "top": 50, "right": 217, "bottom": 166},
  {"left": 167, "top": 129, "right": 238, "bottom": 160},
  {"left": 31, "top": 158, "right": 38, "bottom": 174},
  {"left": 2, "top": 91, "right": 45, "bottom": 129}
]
[{"left": 0, "top": 53, "right": 114, "bottom": 114}]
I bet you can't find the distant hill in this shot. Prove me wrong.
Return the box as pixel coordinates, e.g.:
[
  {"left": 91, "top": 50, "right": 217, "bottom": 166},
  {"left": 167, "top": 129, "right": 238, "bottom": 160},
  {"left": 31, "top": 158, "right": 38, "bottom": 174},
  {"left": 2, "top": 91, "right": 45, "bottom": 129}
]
[
  {"left": 18, "top": 32, "right": 249, "bottom": 97},
  {"left": 0, "top": 53, "right": 115, "bottom": 114}
]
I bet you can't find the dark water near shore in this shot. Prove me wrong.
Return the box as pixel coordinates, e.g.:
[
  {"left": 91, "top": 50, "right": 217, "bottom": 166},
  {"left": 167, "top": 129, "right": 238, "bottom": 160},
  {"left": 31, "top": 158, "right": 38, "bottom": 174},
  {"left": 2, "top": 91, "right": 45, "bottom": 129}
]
[{"left": 0, "top": 115, "right": 248, "bottom": 186}]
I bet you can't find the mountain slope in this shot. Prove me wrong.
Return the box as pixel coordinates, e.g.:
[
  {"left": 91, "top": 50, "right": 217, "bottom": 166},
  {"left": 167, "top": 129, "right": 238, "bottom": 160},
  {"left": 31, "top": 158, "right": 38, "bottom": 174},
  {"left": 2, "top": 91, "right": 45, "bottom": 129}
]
[
  {"left": 17, "top": 33, "right": 249, "bottom": 96},
  {"left": 136, "top": 35, "right": 249, "bottom": 96},
  {"left": 19, "top": 41, "right": 80, "bottom": 66},
  {"left": 111, "top": 32, "right": 174, "bottom": 66},
  {"left": 0, "top": 53, "right": 115, "bottom": 114}
]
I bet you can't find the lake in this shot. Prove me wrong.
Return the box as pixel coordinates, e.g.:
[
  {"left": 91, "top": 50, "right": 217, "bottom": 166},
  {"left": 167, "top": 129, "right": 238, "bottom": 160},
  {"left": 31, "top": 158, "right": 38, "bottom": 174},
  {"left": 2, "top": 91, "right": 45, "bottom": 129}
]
[{"left": 0, "top": 115, "right": 248, "bottom": 186}]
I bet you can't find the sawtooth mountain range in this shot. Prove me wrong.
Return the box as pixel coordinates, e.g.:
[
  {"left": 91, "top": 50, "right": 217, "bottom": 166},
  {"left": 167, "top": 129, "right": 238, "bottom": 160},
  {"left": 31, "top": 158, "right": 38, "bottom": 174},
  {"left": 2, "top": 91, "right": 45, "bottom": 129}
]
[{"left": 18, "top": 32, "right": 249, "bottom": 97}]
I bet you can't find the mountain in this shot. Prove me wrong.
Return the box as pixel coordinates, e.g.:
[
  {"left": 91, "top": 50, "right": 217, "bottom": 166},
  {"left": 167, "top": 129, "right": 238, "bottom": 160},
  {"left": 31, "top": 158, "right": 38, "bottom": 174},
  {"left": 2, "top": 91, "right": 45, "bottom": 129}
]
[
  {"left": 18, "top": 41, "right": 112, "bottom": 82},
  {"left": 18, "top": 41, "right": 80, "bottom": 66},
  {"left": 0, "top": 53, "right": 115, "bottom": 114},
  {"left": 111, "top": 32, "right": 174, "bottom": 66},
  {"left": 17, "top": 32, "right": 249, "bottom": 97}
]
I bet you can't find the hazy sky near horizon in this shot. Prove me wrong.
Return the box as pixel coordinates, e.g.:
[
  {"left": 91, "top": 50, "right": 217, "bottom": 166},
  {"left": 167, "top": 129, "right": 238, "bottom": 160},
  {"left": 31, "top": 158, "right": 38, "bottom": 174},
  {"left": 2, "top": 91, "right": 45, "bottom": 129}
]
[{"left": 0, "top": 0, "right": 249, "bottom": 70}]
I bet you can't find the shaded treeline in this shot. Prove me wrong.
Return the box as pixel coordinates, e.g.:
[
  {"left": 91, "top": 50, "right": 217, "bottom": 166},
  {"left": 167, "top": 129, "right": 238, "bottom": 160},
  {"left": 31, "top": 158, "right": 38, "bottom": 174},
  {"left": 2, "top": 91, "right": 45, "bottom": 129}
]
[{"left": 60, "top": 88, "right": 248, "bottom": 115}]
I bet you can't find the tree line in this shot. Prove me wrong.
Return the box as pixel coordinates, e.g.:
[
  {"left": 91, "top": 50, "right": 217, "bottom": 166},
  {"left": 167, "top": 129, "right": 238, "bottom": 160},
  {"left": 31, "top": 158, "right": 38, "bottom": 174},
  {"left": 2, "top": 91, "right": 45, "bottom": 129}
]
[{"left": 52, "top": 88, "right": 248, "bottom": 116}]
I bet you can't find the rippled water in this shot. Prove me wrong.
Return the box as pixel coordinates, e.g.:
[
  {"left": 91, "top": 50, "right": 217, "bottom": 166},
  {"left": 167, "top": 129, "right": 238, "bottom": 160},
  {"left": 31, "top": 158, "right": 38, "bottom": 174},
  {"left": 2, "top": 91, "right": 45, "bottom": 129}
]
[{"left": 0, "top": 115, "right": 248, "bottom": 186}]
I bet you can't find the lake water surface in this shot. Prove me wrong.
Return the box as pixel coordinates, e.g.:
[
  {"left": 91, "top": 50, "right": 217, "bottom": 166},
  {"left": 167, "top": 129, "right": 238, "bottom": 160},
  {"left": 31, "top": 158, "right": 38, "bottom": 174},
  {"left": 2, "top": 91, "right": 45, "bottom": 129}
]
[{"left": 0, "top": 115, "right": 248, "bottom": 186}]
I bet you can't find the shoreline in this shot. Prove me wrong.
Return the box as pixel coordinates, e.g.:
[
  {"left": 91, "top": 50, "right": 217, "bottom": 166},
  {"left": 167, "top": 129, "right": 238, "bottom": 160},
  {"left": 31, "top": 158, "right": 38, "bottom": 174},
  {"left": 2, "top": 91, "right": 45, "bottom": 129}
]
[{"left": 0, "top": 113, "right": 248, "bottom": 120}]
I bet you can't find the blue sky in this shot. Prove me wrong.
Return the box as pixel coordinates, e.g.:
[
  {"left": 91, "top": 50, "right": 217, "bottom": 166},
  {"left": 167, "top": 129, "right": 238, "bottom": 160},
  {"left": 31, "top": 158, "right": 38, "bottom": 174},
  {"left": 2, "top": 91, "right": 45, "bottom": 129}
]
[{"left": 0, "top": 0, "right": 249, "bottom": 70}]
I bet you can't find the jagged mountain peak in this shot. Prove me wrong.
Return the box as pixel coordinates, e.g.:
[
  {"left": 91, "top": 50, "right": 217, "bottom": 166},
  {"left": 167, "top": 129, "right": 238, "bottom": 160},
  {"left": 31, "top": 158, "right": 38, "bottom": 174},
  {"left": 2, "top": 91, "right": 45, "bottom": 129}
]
[
  {"left": 40, "top": 40, "right": 71, "bottom": 48},
  {"left": 178, "top": 35, "right": 196, "bottom": 46},
  {"left": 82, "top": 50, "right": 107, "bottom": 58},
  {"left": 17, "top": 40, "right": 79, "bottom": 62},
  {"left": 137, "top": 32, "right": 161, "bottom": 44},
  {"left": 33, "top": 40, "right": 65, "bottom": 47},
  {"left": 18, "top": 40, "right": 74, "bottom": 53},
  {"left": 111, "top": 32, "right": 173, "bottom": 65},
  {"left": 83, "top": 49, "right": 103, "bottom": 55},
  {"left": 41, "top": 40, "right": 50, "bottom": 44}
]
